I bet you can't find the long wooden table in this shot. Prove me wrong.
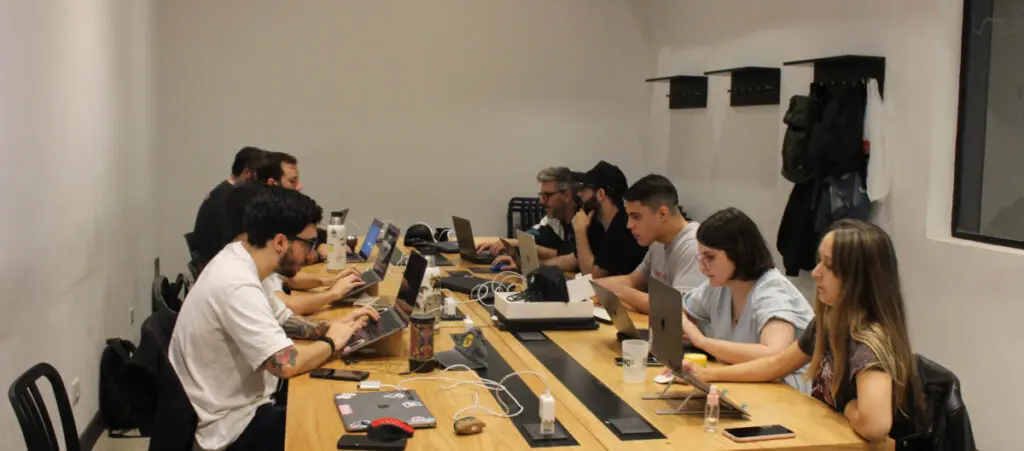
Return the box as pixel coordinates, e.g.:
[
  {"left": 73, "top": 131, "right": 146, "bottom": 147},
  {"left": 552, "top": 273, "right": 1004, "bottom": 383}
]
[{"left": 285, "top": 243, "right": 883, "bottom": 450}]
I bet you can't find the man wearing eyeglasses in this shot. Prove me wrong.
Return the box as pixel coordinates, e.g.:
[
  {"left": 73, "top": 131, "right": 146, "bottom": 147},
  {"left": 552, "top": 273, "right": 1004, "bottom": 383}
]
[
  {"left": 225, "top": 180, "right": 365, "bottom": 316},
  {"left": 478, "top": 166, "right": 581, "bottom": 268},
  {"left": 171, "top": 187, "right": 378, "bottom": 451}
]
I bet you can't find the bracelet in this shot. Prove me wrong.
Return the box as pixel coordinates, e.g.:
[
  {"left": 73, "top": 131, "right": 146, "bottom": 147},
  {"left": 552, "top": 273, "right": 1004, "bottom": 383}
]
[{"left": 315, "top": 336, "right": 336, "bottom": 355}]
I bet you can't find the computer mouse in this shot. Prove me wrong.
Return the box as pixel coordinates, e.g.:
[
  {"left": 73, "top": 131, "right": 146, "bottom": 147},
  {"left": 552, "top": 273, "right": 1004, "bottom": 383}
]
[
  {"left": 490, "top": 264, "right": 506, "bottom": 272},
  {"left": 367, "top": 418, "right": 414, "bottom": 441}
]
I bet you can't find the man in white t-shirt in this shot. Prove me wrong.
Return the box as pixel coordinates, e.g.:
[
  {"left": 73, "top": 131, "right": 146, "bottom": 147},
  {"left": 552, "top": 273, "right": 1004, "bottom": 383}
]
[
  {"left": 170, "top": 187, "right": 375, "bottom": 451},
  {"left": 596, "top": 174, "right": 704, "bottom": 314}
]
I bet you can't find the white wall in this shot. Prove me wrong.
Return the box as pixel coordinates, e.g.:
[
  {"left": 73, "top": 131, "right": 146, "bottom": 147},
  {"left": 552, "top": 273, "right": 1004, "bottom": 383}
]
[
  {"left": 154, "top": 0, "right": 654, "bottom": 271},
  {"left": 640, "top": 0, "right": 1014, "bottom": 448},
  {"left": 0, "top": 0, "right": 154, "bottom": 445}
]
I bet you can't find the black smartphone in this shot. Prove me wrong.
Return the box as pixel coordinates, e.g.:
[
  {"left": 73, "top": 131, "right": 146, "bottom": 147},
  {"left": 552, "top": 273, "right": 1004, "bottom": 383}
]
[
  {"left": 615, "top": 356, "right": 663, "bottom": 367},
  {"left": 311, "top": 369, "right": 370, "bottom": 382},
  {"left": 337, "top": 435, "right": 407, "bottom": 450},
  {"left": 722, "top": 425, "right": 795, "bottom": 443}
]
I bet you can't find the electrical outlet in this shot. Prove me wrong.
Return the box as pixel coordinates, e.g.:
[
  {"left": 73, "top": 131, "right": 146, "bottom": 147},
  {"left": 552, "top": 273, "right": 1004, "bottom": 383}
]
[
  {"left": 70, "top": 378, "right": 81, "bottom": 406},
  {"left": 129, "top": 307, "right": 135, "bottom": 326}
]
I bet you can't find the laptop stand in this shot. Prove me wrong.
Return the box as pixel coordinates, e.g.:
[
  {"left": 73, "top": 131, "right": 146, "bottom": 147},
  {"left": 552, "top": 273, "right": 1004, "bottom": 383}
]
[{"left": 641, "top": 381, "right": 745, "bottom": 416}]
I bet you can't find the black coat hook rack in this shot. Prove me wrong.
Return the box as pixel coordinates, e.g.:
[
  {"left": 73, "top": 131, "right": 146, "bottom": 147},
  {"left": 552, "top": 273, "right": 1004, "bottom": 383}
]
[
  {"left": 783, "top": 55, "right": 885, "bottom": 96},
  {"left": 703, "top": 66, "right": 781, "bottom": 106},
  {"left": 645, "top": 75, "right": 708, "bottom": 109}
]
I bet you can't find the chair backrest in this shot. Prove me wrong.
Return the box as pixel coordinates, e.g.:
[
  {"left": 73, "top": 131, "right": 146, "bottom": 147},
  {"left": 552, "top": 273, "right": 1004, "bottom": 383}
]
[
  {"left": 507, "top": 197, "right": 545, "bottom": 238},
  {"left": 183, "top": 233, "right": 208, "bottom": 277},
  {"left": 8, "top": 363, "right": 81, "bottom": 451},
  {"left": 183, "top": 232, "right": 198, "bottom": 255}
]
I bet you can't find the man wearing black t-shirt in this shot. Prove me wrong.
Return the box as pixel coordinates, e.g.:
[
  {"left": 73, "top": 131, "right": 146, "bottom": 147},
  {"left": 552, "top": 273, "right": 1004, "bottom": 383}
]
[
  {"left": 549, "top": 161, "right": 647, "bottom": 276},
  {"left": 191, "top": 147, "right": 266, "bottom": 265}
]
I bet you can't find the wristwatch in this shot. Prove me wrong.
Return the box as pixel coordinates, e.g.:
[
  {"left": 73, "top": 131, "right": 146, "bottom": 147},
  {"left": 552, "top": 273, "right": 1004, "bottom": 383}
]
[{"left": 315, "top": 336, "right": 336, "bottom": 355}]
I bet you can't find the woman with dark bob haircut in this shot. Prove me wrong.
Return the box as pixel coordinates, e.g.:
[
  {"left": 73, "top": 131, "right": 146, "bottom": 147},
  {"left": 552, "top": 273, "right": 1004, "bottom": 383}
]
[{"left": 663, "top": 207, "right": 815, "bottom": 392}]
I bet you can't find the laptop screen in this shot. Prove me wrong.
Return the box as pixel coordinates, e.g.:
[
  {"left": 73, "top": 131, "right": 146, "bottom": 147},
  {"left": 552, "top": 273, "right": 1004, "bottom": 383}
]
[
  {"left": 397, "top": 252, "right": 427, "bottom": 306},
  {"left": 359, "top": 220, "right": 383, "bottom": 257},
  {"left": 371, "top": 224, "right": 401, "bottom": 276}
]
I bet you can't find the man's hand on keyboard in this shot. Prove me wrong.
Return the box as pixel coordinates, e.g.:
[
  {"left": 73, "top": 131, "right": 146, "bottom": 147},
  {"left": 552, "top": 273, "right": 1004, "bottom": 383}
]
[
  {"left": 319, "top": 267, "right": 361, "bottom": 287},
  {"left": 343, "top": 306, "right": 381, "bottom": 324},
  {"left": 328, "top": 273, "right": 366, "bottom": 300},
  {"left": 327, "top": 317, "right": 368, "bottom": 350}
]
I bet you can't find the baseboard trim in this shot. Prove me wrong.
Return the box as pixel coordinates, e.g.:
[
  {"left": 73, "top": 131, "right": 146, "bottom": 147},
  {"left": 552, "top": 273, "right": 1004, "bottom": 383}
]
[{"left": 80, "top": 411, "right": 105, "bottom": 451}]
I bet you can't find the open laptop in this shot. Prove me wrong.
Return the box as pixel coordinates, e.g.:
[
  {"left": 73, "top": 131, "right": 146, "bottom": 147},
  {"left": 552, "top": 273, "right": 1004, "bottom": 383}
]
[
  {"left": 344, "top": 223, "right": 401, "bottom": 299},
  {"left": 452, "top": 216, "right": 495, "bottom": 265},
  {"left": 348, "top": 219, "right": 383, "bottom": 263},
  {"left": 335, "top": 390, "right": 437, "bottom": 431},
  {"left": 648, "top": 278, "right": 748, "bottom": 416},
  {"left": 394, "top": 251, "right": 428, "bottom": 317},
  {"left": 340, "top": 305, "right": 409, "bottom": 356},
  {"left": 590, "top": 281, "right": 649, "bottom": 341},
  {"left": 515, "top": 230, "right": 541, "bottom": 276}
]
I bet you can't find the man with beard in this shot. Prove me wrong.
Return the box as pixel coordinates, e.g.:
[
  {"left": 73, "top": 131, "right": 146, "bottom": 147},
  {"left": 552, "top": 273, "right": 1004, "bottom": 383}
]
[
  {"left": 547, "top": 160, "right": 646, "bottom": 276},
  {"left": 479, "top": 166, "right": 581, "bottom": 267},
  {"left": 170, "top": 187, "right": 377, "bottom": 451}
]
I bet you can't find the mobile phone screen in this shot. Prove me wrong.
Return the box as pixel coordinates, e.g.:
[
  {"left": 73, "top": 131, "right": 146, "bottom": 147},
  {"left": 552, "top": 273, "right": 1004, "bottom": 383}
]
[{"left": 725, "top": 425, "right": 793, "bottom": 438}]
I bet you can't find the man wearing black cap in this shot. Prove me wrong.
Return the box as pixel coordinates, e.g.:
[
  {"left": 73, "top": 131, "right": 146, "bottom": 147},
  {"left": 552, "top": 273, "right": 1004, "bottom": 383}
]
[{"left": 547, "top": 161, "right": 647, "bottom": 276}]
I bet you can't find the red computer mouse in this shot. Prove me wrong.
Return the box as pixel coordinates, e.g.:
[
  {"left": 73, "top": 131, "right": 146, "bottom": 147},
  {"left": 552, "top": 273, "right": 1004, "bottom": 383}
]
[{"left": 367, "top": 418, "right": 414, "bottom": 442}]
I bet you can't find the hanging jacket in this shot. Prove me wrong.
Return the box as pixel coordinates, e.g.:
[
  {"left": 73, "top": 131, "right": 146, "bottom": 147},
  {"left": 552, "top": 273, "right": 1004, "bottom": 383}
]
[
  {"left": 807, "top": 82, "right": 868, "bottom": 178},
  {"left": 815, "top": 172, "right": 871, "bottom": 233},
  {"left": 897, "top": 355, "right": 977, "bottom": 451},
  {"left": 864, "top": 78, "right": 891, "bottom": 201},
  {"left": 120, "top": 308, "right": 197, "bottom": 451},
  {"left": 781, "top": 94, "right": 823, "bottom": 184},
  {"left": 777, "top": 181, "right": 820, "bottom": 276}
]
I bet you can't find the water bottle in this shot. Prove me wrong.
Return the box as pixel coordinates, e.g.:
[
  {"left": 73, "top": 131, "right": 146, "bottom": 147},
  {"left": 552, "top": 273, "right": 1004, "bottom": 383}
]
[
  {"left": 704, "top": 385, "right": 720, "bottom": 433},
  {"left": 326, "top": 211, "right": 347, "bottom": 272}
]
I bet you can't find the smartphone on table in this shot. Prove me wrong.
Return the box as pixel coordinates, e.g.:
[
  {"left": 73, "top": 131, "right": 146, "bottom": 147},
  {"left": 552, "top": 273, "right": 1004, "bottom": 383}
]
[
  {"left": 723, "top": 425, "right": 795, "bottom": 442},
  {"left": 310, "top": 368, "right": 369, "bottom": 382}
]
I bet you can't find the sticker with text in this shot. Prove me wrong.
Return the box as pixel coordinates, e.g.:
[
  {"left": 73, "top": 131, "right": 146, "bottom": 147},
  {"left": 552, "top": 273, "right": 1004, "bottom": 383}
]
[{"left": 402, "top": 401, "right": 423, "bottom": 408}]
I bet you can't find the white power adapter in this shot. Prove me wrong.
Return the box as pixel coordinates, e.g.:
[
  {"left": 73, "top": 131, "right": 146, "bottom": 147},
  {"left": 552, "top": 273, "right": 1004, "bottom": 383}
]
[
  {"left": 443, "top": 297, "right": 457, "bottom": 316},
  {"left": 539, "top": 391, "right": 556, "bottom": 435},
  {"left": 463, "top": 316, "right": 474, "bottom": 331},
  {"left": 358, "top": 380, "right": 380, "bottom": 391}
]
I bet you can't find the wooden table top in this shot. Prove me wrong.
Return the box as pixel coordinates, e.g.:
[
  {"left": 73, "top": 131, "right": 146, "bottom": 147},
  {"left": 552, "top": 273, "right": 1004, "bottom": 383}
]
[{"left": 285, "top": 241, "right": 884, "bottom": 450}]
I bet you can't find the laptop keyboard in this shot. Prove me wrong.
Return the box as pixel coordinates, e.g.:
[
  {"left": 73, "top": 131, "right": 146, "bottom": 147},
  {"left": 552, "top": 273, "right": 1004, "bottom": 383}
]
[
  {"left": 345, "top": 308, "right": 407, "bottom": 350},
  {"left": 362, "top": 270, "right": 381, "bottom": 284}
]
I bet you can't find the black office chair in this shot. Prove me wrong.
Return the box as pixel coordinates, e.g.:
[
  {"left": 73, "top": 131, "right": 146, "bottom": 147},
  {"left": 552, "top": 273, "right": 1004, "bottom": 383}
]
[
  {"left": 507, "top": 197, "right": 545, "bottom": 238},
  {"left": 8, "top": 363, "right": 81, "bottom": 451},
  {"left": 183, "top": 233, "right": 206, "bottom": 278}
]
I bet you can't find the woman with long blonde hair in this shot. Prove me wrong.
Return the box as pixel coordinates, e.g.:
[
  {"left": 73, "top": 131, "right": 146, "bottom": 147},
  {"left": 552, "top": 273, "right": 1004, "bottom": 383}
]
[{"left": 682, "top": 219, "right": 925, "bottom": 442}]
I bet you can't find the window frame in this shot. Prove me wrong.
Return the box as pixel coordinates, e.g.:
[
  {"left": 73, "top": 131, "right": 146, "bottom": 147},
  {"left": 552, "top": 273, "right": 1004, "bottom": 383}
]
[{"left": 950, "top": 0, "right": 1024, "bottom": 248}]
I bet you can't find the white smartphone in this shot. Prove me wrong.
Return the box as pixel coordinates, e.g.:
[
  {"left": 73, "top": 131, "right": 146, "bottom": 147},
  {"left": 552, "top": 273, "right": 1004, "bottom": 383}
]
[{"left": 722, "top": 425, "right": 795, "bottom": 443}]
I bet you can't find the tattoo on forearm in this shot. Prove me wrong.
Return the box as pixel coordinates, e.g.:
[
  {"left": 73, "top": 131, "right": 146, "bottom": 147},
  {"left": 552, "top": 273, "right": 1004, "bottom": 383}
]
[
  {"left": 265, "top": 346, "right": 298, "bottom": 373},
  {"left": 282, "top": 317, "right": 330, "bottom": 340}
]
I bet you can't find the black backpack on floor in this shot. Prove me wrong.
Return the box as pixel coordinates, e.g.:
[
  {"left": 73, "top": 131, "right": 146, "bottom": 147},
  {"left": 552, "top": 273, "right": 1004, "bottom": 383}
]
[{"left": 100, "top": 338, "right": 145, "bottom": 437}]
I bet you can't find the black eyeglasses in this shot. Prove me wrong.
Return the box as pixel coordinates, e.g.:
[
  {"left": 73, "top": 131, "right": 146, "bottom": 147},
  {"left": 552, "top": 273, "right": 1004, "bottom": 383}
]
[{"left": 287, "top": 235, "right": 318, "bottom": 254}]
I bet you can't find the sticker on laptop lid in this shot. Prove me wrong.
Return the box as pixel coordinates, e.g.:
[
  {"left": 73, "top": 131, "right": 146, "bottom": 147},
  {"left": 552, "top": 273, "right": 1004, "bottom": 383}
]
[
  {"left": 402, "top": 401, "right": 423, "bottom": 408},
  {"left": 338, "top": 404, "right": 353, "bottom": 415},
  {"left": 336, "top": 393, "right": 356, "bottom": 400},
  {"left": 409, "top": 416, "right": 435, "bottom": 425},
  {"left": 382, "top": 392, "right": 406, "bottom": 399},
  {"left": 350, "top": 420, "right": 371, "bottom": 430}
]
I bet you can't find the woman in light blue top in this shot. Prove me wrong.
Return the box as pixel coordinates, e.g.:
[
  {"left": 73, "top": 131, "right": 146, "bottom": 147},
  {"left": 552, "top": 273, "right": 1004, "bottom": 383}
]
[{"left": 681, "top": 208, "right": 814, "bottom": 392}]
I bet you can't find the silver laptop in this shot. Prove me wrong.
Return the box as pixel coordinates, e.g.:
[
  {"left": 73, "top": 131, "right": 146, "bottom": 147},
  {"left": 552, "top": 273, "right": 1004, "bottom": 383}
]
[
  {"left": 452, "top": 216, "right": 494, "bottom": 264},
  {"left": 648, "top": 278, "right": 749, "bottom": 416},
  {"left": 515, "top": 230, "right": 541, "bottom": 276},
  {"left": 590, "top": 281, "right": 648, "bottom": 341},
  {"left": 334, "top": 390, "right": 437, "bottom": 431},
  {"left": 344, "top": 223, "right": 400, "bottom": 299}
]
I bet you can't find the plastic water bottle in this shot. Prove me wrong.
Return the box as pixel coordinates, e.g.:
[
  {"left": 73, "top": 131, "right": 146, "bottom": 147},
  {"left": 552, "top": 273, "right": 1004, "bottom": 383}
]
[
  {"left": 326, "top": 211, "right": 347, "bottom": 272},
  {"left": 704, "top": 385, "right": 720, "bottom": 433}
]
